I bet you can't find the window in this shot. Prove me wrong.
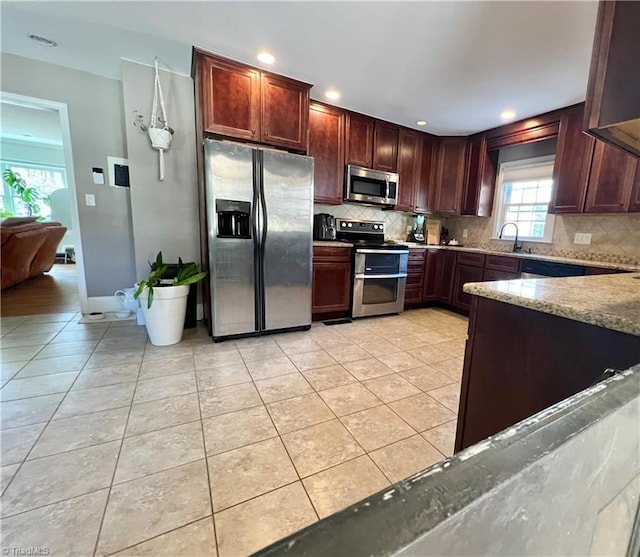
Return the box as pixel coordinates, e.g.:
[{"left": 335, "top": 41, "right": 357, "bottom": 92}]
[
  {"left": 1, "top": 161, "right": 67, "bottom": 220},
  {"left": 493, "top": 156, "right": 555, "bottom": 243}
]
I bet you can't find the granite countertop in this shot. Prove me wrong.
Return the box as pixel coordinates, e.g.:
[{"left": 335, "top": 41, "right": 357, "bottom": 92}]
[
  {"left": 313, "top": 240, "right": 353, "bottom": 247},
  {"left": 394, "top": 243, "right": 640, "bottom": 272},
  {"left": 314, "top": 240, "right": 639, "bottom": 272},
  {"left": 464, "top": 273, "right": 640, "bottom": 337}
]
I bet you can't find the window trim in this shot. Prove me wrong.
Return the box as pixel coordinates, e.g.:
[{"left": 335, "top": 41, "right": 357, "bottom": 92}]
[{"left": 492, "top": 155, "right": 556, "bottom": 244}]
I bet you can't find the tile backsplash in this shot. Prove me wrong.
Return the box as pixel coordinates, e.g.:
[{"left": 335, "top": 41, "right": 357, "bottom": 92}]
[
  {"left": 445, "top": 213, "right": 640, "bottom": 265},
  {"left": 314, "top": 203, "right": 414, "bottom": 241}
]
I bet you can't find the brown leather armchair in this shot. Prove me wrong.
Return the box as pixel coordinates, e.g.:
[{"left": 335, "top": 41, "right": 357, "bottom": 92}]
[
  {"left": 1, "top": 221, "right": 67, "bottom": 290},
  {"left": 29, "top": 225, "right": 67, "bottom": 277}
]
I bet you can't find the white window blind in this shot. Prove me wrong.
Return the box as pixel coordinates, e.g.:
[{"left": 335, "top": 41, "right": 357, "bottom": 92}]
[{"left": 494, "top": 156, "right": 555, "bottom": 242}]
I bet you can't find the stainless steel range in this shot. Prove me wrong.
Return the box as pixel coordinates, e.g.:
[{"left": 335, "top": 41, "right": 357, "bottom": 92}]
[{"left": 336, "top": 218, "right": 409, "bottom": 318}]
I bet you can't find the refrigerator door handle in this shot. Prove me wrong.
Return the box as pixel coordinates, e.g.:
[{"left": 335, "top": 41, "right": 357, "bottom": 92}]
[
  {"left": 260, "top": 168, "right": 268, "bottom": 250},
  {"left": 252, "top": 150, "right": 264, "bottom": 332},
  {"left": 257, "top": 151, "right": 268, "bottom": 330}
]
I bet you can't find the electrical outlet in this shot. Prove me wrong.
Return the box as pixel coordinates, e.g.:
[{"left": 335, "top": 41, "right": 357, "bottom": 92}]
[
  {"left": 462, "top": 229, "right": 468, "bottom": 238},
  {"left": 574, "top": 232, "right": 592, "bottom": 245},
  {"left": 85, "top": 194, "right": 96, "bottom": 207}
]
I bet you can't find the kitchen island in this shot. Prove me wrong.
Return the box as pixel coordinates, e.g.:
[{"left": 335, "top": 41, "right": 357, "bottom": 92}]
[{"left": 455, "top": 273, "right": 640, "bottom": 451}]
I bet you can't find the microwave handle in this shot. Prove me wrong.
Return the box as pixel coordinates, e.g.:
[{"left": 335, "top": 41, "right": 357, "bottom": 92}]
[{"left": 385, "top": 176, "right": 390, "bottom": 199}]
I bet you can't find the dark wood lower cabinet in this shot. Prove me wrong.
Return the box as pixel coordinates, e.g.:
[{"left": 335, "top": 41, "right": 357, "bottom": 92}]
[
  {"left": 482, "top": 268, "right": 520, "bottom": 281},
  {"left": 422, "top": 249, "right": 440, "bottom": 302},
  {"left": 312, "top": 247, "right": 352, "bottom": 319},
  {"left": 436, "top": 250, "right": 457, "bottom": 304},
  {"left": 455, "top": 296, "right": 640, "bottom": 451},
  {"left": 398, "top": 249, "right": 621, "bottom": 315},
  {"left": 452, "top": 264, "right": 484, "bottom": 311},
  {"left": 404, "top": 249, "right": 426, "bottom": 307}
]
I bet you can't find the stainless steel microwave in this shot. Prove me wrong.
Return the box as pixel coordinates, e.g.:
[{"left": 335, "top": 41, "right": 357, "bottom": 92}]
[{"left": 344, "top": 165, "right": 399, "bottom": 207}]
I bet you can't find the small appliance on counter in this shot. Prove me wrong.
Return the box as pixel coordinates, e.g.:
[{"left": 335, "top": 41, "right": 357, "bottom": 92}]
[
  {"left": 313, "top": 213, "right": 337, "bottom": 240},
  {"left": 408, "top": 215, "right": 426, "bottom": 243},
  {"left": 426, "top": 218, "right": 441, "bottom": 245},
  {"left": 440, "top": 226, "right": 450, "bottom": 245}
]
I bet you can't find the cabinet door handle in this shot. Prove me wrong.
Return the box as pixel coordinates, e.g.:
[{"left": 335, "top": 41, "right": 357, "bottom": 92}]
[
  {"left": 251, "top": 130, "right": 256, "bottom": 135},
  {"left": 264, "top": 131, "right": 269, "bottom": 137}
]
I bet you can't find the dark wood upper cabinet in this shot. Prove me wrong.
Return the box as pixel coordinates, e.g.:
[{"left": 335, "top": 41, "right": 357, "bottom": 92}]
[
  {"left": 194, "top": 49, "right": 310, "bottom": 151},
  {"left": 629, "top": 166, "right": 640, "bottom": 213},
  {"left": 261, "top": 74, "right": 309, "bottom": 151},
  {"left": 309, "top": 102, "right": 345, "bottom": 205},
  {"left": 550, "top": 106, "right": 595, "bottom": 214},
  {"left": 372, "top": 121, "right": 399, "bottom": 172},
  {"left": 485, "top": 108, "right": 562, "bottom": 150},
  {"left": 584, "top": 0, "right": 640, "bottom": 159},
  {"left": 462, "top": 133, "right": 497, "bottom": 217},
  {"left": 395, "top": 128, "right": 422, "bottom": 212},
  {"left": 198, "top": 54, "right": 261, "bottom": 141},
  {"left": 584, "top": 141, "right": 637, "bottom": 213},
  {"left": 414, "top": 136, "right": 436, "bottom": 214},
  {"left": 345, "top": 113, "right": 374, "bottom": 168},
  {"left": 434, "top": 137, "right": 468, "bottom": 215}
]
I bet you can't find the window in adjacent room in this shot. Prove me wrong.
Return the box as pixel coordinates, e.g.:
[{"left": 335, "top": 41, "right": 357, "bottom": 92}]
[
  {"left": 1, "top": 161, "right": 67, "bottom": 220},
  {"left": 493, "top": 155, "right": 555, "bottom": 243}
]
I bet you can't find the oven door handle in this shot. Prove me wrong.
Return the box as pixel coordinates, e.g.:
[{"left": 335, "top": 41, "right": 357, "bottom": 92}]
[
  {"left": 355, "top": 249, "right": 409, "bottom": 255},
  {"left": 354, "top": 273, "right": 408, "bottom": 280}
]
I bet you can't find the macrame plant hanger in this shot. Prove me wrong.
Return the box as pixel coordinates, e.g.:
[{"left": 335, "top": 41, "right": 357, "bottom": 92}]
[{"left": 148, "top": 57, "right": 172, "bottom": 181}]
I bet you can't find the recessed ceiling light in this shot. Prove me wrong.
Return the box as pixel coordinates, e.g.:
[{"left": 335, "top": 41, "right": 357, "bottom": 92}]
[
  {"left": 416, "top": 120, "right": 428, "bottom": 126},
  {"left": 28, "top": 34, "right": 57, "bottom": 47},
  {"left": 325, "top": 90, "right": 340, "bottom": 100},
  {"left": 257, "top": 51, "right": 275, "bottom": 64},
  {"left": 501, "top": 109, "right": 517, "bottom": 120}
]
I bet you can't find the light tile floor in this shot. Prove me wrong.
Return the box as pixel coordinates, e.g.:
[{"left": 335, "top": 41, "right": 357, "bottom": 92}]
[{"left": 0, "top": 308, "right": 467, "bottom": 556}]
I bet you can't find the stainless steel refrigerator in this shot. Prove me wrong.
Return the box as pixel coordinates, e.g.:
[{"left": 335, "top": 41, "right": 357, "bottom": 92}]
[{"left": 204, "top": 139, "right": 314, "bottom": 340}]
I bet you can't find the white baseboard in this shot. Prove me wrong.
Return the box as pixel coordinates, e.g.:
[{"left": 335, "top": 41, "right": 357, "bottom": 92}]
[{"left": 86, "top": 296, "right": 123, "bottom": 313}]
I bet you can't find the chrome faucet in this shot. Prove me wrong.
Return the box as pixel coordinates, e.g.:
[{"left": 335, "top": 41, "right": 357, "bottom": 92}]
[{"left": 499, "top": 222, "right": 523, "bottom": 253}]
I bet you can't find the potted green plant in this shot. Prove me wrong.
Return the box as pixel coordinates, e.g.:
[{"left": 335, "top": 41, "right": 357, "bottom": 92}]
[
  {"left": 2, "top": 169, "right": 43, "bottom": 217},
  {"left": 134, "top": 252, "right": 206, "bottom": 346}
]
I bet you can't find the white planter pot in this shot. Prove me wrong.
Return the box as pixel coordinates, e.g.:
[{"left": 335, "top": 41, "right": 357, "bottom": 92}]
[
  {"left": 138, "top": 284, "right": 189, "bottom": 346},
  {"left": 148, "top": 127, "right": 172, "bottom": 150}
]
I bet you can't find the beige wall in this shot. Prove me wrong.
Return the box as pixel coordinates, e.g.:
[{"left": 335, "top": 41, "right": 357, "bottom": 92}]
[
  {"left": 1, "top": 53, "right": 137, "bottom": 296},
  {"left": 446, "top": 213, "right": 640, "bottom": 265},
  {"left": 121, "top": 60, "right": 200, "bottom": 280}
]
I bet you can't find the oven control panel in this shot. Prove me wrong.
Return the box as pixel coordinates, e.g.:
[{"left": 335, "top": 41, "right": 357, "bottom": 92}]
[{"left": 337, "top": 219, "right": 384, "bottom": 234}]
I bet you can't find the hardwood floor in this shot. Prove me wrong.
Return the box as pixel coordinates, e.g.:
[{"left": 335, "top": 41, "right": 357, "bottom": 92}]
[{"left": 1, "top": 264, "right": 80, "bottom": 316}]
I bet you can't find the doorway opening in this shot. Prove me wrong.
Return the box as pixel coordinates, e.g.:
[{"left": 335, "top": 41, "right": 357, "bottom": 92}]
[{"left": 0, "top": 93, "right": 87, "bottom": 316}]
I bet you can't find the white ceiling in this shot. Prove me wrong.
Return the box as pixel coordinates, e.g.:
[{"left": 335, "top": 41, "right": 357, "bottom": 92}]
[
  {"left": 1, "top": 1, "right": 599, "bottom": 135},
  {"left": 0, "top": 101, "right": 63, "bottom": 146}
]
